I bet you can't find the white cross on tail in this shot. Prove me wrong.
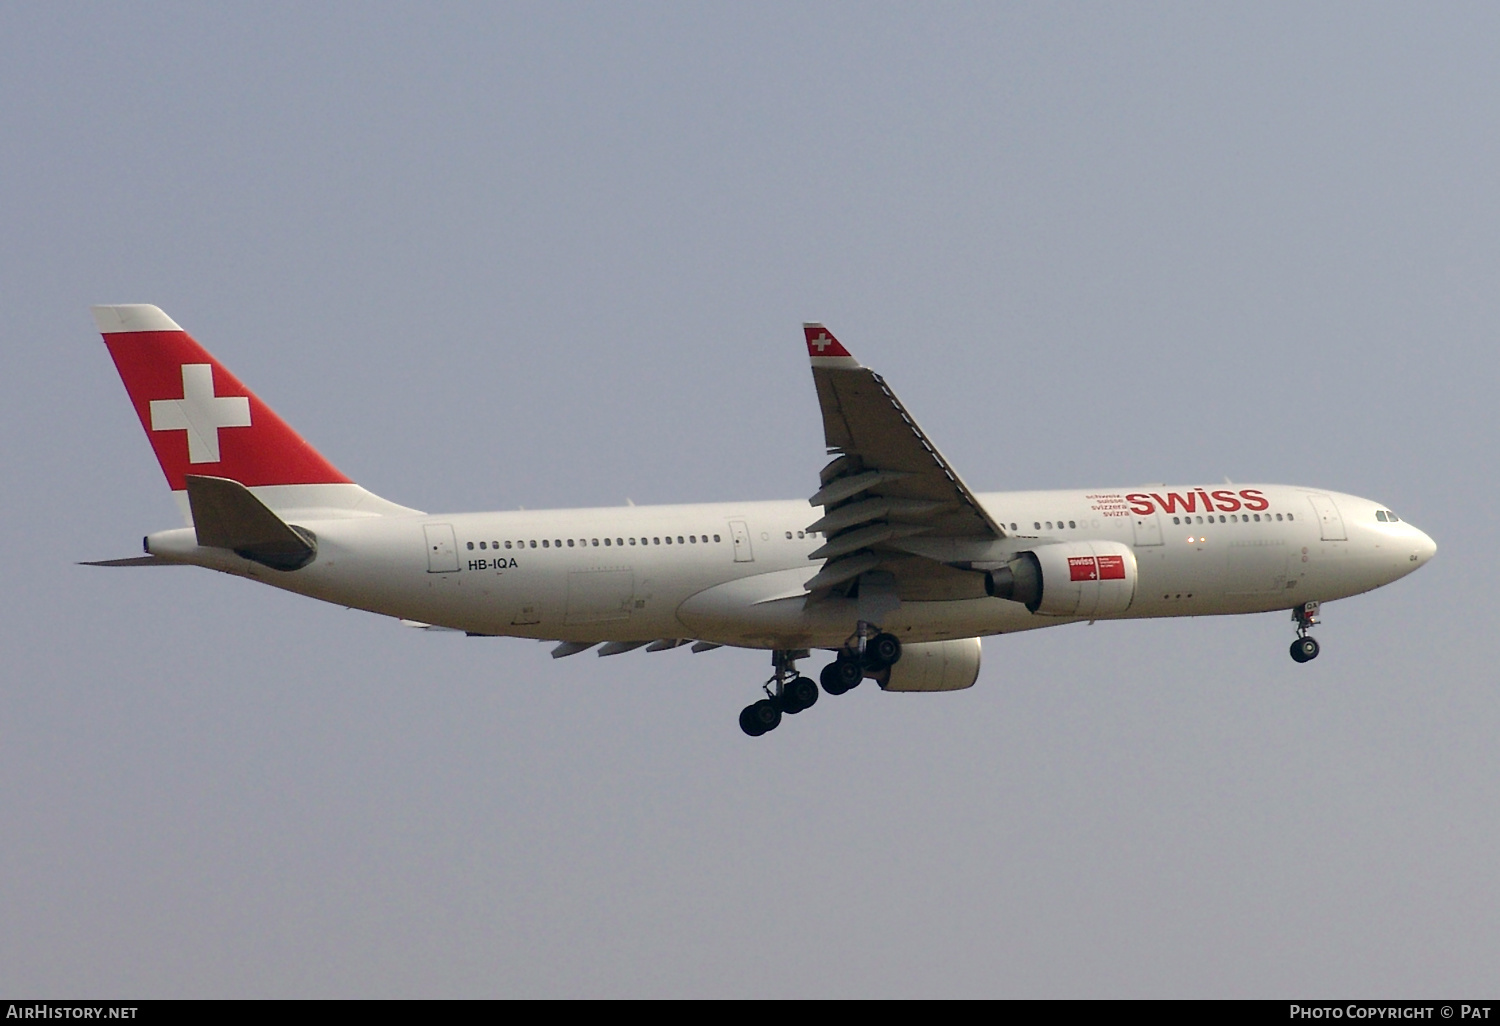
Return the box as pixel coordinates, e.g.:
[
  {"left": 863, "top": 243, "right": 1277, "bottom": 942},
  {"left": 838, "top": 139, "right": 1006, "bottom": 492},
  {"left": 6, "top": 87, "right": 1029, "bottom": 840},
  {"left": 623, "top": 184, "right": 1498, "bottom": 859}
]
[{"left": 149, "top": 364, "right": 252, "bottom": 463}]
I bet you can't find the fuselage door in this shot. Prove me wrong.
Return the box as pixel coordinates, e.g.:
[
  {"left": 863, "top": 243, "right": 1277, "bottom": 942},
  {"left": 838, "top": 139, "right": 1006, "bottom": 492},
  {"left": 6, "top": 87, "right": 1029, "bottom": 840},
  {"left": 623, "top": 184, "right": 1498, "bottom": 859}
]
[
  {"left": 424, "top": 523, "right": 461, "bottom": 572},
  {"left": 729, "top": 519, "right": 754, "bottom": 563},
  {"left": 1131, "top": 511, "right": 1164, "bottom": 547},
  {"left": 1307, "top": 494, "right": 1347, "bottom": 541}
]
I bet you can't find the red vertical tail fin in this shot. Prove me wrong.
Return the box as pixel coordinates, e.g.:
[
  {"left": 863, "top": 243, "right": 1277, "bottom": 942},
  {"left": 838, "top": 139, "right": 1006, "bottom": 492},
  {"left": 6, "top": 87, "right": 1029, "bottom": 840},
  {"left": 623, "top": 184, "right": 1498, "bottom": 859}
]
[{"left": 94, "top": 305, "right": 418, "bottom": 521}]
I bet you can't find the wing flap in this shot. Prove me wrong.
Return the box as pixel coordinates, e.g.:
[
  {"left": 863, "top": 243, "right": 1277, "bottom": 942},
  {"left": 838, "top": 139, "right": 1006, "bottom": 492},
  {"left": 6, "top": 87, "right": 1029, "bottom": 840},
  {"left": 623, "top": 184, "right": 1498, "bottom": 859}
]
[
  {"left": 807, "top": 497, "right": 950, "bottom": 536},
  {"left": 807, "top": 521, "right": 930, "bottom": 562}
]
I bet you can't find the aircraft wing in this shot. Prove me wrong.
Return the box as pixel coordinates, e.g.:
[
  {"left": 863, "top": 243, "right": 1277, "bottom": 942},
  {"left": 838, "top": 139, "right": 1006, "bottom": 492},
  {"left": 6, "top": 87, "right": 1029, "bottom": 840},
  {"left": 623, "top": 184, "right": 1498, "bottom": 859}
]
[{"left": 802, "top": 324, "right": 1009, "bottom": 602}]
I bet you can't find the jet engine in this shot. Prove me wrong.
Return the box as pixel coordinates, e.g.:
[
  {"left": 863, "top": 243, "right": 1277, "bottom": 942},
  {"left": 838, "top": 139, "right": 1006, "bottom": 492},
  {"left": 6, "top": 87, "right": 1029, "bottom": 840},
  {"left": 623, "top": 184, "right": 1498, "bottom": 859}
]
[
  {"left": 879, "top": 637, "right": 982, "bottom": 692},
  {"left": 985, "top": 540, "right": 1138, "bottom": 617}
]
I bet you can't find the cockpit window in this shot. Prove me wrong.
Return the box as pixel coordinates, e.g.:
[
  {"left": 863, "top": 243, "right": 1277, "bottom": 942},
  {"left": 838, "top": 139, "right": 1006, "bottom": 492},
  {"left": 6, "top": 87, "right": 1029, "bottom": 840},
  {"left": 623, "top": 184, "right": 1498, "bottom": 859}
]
[{"left": 1376, "top": 510, "right": 1401, "bottom": 523}]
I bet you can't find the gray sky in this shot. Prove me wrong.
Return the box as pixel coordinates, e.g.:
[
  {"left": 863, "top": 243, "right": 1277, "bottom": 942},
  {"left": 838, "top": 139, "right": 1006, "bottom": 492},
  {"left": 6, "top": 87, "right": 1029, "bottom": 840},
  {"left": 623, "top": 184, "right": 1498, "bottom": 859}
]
[{"left": 2, "top": 3, "right": 1496, "bottom": 997}]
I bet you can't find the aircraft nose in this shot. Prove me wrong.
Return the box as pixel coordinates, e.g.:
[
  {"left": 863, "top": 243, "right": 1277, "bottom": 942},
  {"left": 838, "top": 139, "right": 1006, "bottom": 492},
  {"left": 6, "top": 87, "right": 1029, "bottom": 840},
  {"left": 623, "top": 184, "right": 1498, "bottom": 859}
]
[{"left": 1413, "top": 527, "right": 1437, "bottom": 567}]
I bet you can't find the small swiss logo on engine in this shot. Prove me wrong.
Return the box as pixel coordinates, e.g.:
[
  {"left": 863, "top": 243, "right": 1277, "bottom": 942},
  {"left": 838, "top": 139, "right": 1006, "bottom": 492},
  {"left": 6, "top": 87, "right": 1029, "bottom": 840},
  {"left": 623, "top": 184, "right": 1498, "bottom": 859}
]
[{"left": 1068, "top": 556, "right": 1099, "bottom": 582}]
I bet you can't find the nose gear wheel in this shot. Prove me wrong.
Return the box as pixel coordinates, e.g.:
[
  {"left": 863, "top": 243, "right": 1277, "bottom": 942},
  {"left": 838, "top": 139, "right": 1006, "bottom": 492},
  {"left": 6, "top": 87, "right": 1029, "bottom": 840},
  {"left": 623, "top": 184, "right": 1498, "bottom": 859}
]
[
  {"left": 1290, "top": 636, "right": 1320, "bottom": 662},
  {"left": 1289, "top": 601, "right": 1321, "bottom": 663}
]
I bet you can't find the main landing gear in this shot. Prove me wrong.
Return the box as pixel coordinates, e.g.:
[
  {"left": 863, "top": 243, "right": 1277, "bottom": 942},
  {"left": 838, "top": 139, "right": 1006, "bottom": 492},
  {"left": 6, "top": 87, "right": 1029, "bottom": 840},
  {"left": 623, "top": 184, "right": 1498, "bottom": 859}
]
[
  {"left": 1290, "top": 601, "right": 1321, "bottom": 663},
  {"left": 820, "top": 627, "right": 902, "bottom": 696},
  {"left": 740, "top": 625, "right": 903, "bottom": 736},
  {"left": 739, "top": 649, "right": 817, "bottom": 737}
]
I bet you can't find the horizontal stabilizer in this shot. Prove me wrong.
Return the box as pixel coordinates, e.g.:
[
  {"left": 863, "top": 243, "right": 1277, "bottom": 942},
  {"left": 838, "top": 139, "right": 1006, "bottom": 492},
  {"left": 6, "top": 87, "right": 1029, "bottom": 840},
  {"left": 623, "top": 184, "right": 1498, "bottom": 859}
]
[
  {"left": 186, "top": 474, "right": 316, "bottom": 571},
  {"left": 79, "top": 555, "right": 174, "bottom": 567}
]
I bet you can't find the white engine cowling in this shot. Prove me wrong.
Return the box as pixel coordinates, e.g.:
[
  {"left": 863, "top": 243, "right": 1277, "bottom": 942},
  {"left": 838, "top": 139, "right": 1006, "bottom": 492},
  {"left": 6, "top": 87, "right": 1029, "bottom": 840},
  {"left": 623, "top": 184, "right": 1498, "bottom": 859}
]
[
  {"left": 986, "top": 540, "right": 1138, "bottom": 618},
  {"left": 880, "top": 637, "right": 982, "bottom": 692}
]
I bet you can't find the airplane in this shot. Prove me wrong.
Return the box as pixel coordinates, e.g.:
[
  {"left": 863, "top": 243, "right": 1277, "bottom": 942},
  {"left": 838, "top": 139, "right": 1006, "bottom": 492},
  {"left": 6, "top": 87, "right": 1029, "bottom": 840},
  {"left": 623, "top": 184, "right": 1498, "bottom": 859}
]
[{"left": 85, "top": 305, "right": 1437, "bottom": 736}]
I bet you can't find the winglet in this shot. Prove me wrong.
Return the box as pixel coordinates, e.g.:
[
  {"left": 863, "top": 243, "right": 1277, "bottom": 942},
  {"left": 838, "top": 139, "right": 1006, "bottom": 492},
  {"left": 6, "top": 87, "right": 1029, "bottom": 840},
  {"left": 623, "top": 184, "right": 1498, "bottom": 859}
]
[{"left": 803, "top": 323, "right": 861, "bottom": 369}]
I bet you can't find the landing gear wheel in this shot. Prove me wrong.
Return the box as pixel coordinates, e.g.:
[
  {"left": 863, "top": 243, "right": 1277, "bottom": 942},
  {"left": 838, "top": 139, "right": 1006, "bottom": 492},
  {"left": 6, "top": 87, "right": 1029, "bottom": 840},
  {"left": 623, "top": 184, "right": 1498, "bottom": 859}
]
[
  {"left": 782, "top": 675, "right": 819, "bottom": 713},
  {"left": 740, "top": 698, "right": 782, "bottom": 735},
  {"left": 822, "top": 656, "right": 864, "bottom": 695},
  {"left": 1290, "top": 636, "right": 1320, "bottom": 663},
  {"left": 740, "top": 704, "right": 767, "bottom": 736},
  {"left": 753, "top": 697, "right": 782, "bottom": 731},
  {"left": 868, "top": 632, "right": 902, "bottom": 668},
  {"left": 820, "top": 661, "right": 850, "bottom": 696}
]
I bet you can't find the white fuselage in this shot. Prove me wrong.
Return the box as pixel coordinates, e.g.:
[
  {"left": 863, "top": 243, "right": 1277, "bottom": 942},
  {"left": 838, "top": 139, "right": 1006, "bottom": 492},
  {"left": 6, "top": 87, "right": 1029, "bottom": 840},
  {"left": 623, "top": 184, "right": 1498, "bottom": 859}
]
[{"left": 144, "top": 483, "right": 1436, "bottom": 651}]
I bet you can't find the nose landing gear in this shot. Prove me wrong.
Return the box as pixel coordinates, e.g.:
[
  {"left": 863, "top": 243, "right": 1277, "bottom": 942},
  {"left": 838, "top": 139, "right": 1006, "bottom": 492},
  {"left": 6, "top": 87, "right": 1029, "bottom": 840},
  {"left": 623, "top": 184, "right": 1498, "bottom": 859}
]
[{"left": 1290, "top": 601, "right": 1321, "bottom": 663}]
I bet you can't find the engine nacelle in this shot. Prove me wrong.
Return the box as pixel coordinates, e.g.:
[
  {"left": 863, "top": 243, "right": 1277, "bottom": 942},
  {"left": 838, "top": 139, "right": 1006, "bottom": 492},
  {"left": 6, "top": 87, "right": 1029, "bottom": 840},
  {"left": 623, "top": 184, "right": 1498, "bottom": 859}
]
[
  {"left": 879, "top": 637, "right": 982, "bottom": 692},
  {"left": 985, "top": 540, "right": 1137, "bottom": 618}
]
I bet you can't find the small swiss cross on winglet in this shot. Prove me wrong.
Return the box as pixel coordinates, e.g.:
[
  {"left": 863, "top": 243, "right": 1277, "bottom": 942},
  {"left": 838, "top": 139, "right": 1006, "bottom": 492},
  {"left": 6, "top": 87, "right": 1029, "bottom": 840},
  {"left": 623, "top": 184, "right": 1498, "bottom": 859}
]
[
  {"left": 803, "top": 323, "right": 861, "bottom": 368},
  {"left": 803, "top": 323, "right": 849, "bottom": 356}
]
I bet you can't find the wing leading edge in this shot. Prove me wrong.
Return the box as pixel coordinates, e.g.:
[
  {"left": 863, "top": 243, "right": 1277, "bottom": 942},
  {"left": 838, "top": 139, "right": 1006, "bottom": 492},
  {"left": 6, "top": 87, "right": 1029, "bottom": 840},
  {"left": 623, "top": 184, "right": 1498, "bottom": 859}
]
[{"left": 802, "top": 323, "right": 1008, "bottom": 602}]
